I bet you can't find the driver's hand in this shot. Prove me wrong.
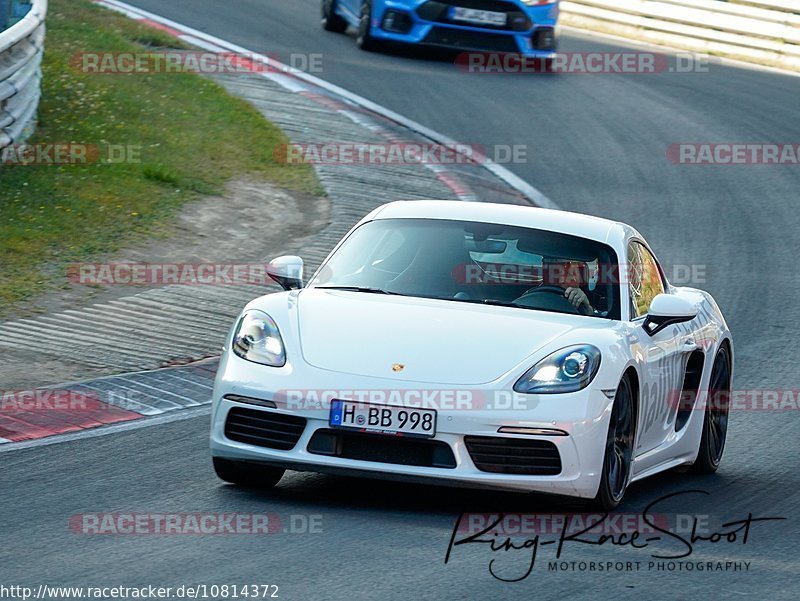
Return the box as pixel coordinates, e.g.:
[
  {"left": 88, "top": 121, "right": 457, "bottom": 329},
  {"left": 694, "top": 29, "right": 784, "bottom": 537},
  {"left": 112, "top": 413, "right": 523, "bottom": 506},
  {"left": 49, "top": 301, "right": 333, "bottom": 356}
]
[{"left": 565, "top": 287, "right": 592, "bottom": 314}]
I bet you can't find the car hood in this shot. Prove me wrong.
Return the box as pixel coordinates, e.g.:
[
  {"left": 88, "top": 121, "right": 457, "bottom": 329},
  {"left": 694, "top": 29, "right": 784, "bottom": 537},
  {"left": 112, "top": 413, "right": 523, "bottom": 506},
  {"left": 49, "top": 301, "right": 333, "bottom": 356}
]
[{"left": 294, "top": 289, "right": 586, "bottom": 385}]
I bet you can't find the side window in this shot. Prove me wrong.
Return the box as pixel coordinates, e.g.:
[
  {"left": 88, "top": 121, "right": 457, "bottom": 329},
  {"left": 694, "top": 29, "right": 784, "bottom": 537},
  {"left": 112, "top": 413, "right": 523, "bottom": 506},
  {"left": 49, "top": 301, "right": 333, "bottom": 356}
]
[{"left": 628, "top": 242, "right": 665, "bottom": 319}]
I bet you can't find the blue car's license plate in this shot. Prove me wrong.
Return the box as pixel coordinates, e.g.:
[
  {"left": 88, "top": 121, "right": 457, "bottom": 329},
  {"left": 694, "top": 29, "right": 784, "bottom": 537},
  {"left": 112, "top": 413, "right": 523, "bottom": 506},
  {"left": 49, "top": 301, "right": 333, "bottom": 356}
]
[{"left": 449, "top": 7, "right": 508, "bottom": 27}]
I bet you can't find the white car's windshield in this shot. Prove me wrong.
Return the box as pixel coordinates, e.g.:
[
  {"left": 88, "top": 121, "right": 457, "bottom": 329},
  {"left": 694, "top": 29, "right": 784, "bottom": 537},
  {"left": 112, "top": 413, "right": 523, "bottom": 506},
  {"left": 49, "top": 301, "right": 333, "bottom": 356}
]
[{"left": 309, "top": 218, "right": 620, "bottom": 319}]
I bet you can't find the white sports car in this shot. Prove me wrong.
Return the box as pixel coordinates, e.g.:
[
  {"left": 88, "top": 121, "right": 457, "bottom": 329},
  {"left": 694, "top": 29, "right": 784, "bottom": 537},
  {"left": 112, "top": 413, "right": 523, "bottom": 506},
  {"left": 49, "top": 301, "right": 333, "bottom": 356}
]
[{"left": 210, "top": 201, "right": 733, "bottom": 509}]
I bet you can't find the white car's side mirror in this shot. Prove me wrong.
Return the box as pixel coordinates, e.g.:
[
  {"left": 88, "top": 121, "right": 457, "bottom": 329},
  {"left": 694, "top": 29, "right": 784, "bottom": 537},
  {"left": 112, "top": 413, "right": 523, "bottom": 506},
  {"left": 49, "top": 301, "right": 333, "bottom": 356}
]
[
  {"left": 267, "top": 255, "right": 304, "bottom": 290},
  {"left": 643, "top": 293, "right": 697, "bottom": 336}
]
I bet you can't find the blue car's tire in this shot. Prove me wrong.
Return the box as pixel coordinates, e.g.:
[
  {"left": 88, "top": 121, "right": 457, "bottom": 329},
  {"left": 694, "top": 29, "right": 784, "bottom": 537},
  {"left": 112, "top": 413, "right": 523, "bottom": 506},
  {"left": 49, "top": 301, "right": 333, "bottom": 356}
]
[
  {"left": 322, "top": 0, "right": 348, "bottom": 33},
  {"left": 356, "top": 1, "right": 381, "bottom": 52}
]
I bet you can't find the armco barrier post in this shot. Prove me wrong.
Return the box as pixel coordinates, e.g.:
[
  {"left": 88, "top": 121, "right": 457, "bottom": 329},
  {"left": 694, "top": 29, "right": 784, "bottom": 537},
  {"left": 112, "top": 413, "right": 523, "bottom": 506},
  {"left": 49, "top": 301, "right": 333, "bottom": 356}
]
[{"left": 0, "top": 0, "right": 47, "bottom": 153}]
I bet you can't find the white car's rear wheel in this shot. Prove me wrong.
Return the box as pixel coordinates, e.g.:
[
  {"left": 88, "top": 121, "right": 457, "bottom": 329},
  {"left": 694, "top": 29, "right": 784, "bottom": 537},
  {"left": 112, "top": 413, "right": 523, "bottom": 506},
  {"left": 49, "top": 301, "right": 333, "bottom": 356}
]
[
  {"left": 691, "top": 345, "right": 732, "bottom": 473},
  {"left": 213, "top": 457, "right": 285, "bottom": 488}
]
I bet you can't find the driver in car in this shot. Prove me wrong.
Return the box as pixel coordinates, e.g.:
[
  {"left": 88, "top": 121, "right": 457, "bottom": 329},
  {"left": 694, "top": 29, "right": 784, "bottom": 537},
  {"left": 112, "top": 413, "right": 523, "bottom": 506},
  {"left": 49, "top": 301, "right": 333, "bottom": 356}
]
[{"left": 547, "top": 259, "right": 604, "bottom": 316}]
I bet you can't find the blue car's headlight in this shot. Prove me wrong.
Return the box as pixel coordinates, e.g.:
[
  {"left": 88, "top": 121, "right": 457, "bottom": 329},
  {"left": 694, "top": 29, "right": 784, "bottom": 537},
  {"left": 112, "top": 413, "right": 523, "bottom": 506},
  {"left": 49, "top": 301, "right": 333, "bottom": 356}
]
[
  {"left": 514, "top": 345, "right": 601, "bottom": 394},
  {"left": 232, "top": 310, "right": 286, "bottom": 367}
]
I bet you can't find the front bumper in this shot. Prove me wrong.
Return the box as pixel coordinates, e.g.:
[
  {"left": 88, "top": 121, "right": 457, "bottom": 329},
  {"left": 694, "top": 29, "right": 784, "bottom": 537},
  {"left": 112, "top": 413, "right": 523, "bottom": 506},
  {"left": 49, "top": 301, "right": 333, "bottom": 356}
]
[
  {"left": 210, "top": 351, "right": 613, "bottom": 500},
  {"left": 369, "top": 0, "right": 559, "bottom": 57}
]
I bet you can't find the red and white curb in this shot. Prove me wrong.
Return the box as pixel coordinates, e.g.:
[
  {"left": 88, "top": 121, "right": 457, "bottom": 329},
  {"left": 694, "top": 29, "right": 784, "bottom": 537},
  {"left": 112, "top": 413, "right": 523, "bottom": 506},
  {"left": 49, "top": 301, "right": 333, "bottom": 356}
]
[
  {"left": 0, "top": 360, "right": 217, "bottom": 447},
  {"left": 91, "top": 0, "right": 558, "bottom": 209},
  {"left": 0, "top": 395, "right": 140, "bottom": 443}
]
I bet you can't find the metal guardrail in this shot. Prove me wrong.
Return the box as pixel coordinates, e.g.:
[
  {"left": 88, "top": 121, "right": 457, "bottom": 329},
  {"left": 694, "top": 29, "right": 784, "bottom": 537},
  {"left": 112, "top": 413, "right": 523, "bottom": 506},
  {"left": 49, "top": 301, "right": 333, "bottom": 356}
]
[
  {"left": 0, "top": 0, "right": 46, "bottom": 153},
  {"left": 2, "top": 0, "right": 32, "bottom": 30},
  {"left": 560, "top": 0, "right": 800, "bottom": 72}
]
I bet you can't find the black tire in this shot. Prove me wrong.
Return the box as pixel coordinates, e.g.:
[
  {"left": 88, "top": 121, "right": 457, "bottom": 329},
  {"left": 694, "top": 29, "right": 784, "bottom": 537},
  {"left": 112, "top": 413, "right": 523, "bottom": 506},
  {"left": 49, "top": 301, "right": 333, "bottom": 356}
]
[
  {"left": 592, "top": 375, "right": 636, "bottom": 510},
  {"left": 356, "top": 1, "right": 381, "bottom": 52},
  {"left": 321, "top": 0, "right": 348, "bottom": 33},
  {"left": 213, "top": 457, "right": 285, "bottom": 489},
  {"left": 690, "top": 345, "right": 732, "bottom": 474}
]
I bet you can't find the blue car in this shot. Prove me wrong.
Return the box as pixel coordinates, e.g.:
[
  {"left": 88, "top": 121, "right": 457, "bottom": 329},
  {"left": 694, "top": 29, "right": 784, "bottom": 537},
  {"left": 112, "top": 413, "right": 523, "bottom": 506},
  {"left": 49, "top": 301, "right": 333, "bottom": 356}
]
[{"left": 321, "top": 0, "right": 559, "bottom": 57}]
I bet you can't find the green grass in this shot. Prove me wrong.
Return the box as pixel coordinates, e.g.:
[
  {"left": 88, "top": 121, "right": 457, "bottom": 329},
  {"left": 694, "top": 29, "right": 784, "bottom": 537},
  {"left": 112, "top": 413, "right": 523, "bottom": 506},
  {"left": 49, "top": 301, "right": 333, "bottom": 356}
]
[{"left": 0, "top": 0, "right": 321, "bottom": 314}]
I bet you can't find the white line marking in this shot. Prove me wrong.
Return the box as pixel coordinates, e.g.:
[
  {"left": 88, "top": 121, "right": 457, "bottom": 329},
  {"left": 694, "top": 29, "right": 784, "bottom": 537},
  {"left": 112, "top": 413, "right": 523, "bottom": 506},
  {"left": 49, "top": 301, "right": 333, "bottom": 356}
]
[
  {"left": 158, "top": 371, "right": 213, "bottom": 391},
  {"left": 120, "top": 376, "right": 209, "bottom": 404},
  {"left": 177, "top": 35, "right": 227, "bottom": 52},
  {"left": 94, "top": 0, "right": 559, "bottom": 209},
  {"left": 99, "top": 3, "right": 142, "bottom": 20},
  {"left": 78, "top": 383, "right": 166, "bottom": 415},
  {"left": 0, "top": 406, "right": 211, "bottom": 454},
  {"left": 266, "top": 72, "right": 315, "bottom": 93},
  {"left": 20, "top": 358, "right": 219, "bottom": 395}
]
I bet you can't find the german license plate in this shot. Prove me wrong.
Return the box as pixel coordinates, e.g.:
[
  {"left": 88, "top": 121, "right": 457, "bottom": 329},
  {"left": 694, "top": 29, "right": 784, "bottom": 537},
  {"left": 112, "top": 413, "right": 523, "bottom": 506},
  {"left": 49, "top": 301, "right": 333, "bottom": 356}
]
[
  {"left": 329, "top": 400, "right": 437, "bottom": 438},
  {"left": 450, "top": 7, "right": 507, "bottom": 27}
]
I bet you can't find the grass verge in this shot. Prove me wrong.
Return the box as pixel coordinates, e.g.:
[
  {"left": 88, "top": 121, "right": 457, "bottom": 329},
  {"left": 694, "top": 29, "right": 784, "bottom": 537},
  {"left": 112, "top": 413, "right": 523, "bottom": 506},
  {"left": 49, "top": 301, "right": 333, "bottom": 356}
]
[{"left": 0, "top": 0, "right": 321, "bottom": 314}]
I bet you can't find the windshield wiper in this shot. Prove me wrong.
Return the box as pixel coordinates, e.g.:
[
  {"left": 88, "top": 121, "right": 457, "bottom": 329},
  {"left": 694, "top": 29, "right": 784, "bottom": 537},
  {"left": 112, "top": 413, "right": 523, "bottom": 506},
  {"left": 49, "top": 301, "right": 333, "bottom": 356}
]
[
  {"left": 481, "top": 299, "right": 521, "bottom": 307},
  {"left": 314, "top": 288, "right": 538, "bottom": 309},
  {"left": 448, "top": 297, "right": 525, "bottom": 309},
  {"left": 312, "top": 285, "right": 404, "bottom": 296}
]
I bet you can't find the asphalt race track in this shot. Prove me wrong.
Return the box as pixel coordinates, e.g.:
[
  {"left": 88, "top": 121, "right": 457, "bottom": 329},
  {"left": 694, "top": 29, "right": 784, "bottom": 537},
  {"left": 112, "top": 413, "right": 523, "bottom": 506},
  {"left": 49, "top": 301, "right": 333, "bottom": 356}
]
[{"left": 2, "top": 1, "right": 799, "bottom": 599}]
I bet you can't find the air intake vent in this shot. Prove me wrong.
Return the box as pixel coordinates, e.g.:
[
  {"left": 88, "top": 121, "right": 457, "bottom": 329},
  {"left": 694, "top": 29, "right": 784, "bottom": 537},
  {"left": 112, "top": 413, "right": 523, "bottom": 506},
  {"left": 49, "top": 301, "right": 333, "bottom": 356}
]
[
  {"left": 675, "top": 351, "right": 705, "bottom": 432},
  {"left": 224, "top": 408, "right": 306, "bottom": 451},
  {"left": 465, "top": 435, "right": 561, "bottom": 475},
  {"left": 423, "top": 27, "right": 521, "bottom": 52},
  {"left": 308, "top": 429, "right": 457, "bottom": 468}
]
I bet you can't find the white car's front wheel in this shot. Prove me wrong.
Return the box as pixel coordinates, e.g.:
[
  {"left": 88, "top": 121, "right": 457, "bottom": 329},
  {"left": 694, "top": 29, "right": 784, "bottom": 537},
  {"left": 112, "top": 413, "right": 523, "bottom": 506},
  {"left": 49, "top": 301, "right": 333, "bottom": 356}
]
[{"left": 592, "top": 375, "right": 635, "bottom": 510}]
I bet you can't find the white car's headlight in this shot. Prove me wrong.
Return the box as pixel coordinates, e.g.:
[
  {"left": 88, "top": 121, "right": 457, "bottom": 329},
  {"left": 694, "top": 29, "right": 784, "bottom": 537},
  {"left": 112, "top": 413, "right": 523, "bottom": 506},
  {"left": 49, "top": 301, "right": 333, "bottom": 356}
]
[
  {"left": 232, "top": 310, "right": 286, "bottom": 367},
  {"left": 514, "top": 345, "right": 601, "bottom": 394}
]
